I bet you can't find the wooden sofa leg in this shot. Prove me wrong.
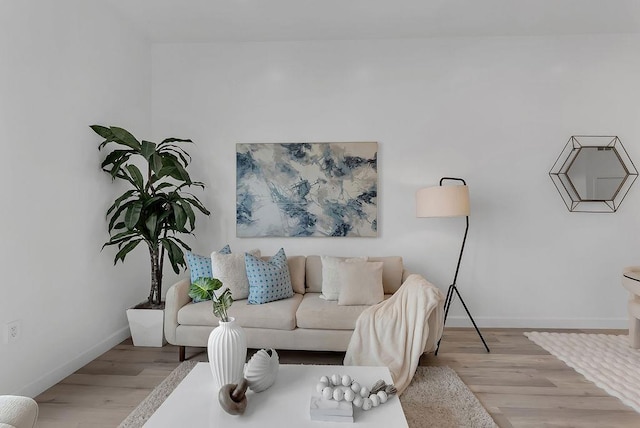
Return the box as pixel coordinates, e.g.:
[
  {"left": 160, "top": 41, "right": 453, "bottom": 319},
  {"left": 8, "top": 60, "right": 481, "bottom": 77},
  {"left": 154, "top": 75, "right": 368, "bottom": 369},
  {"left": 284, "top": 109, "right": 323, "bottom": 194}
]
[{"left": 179, "top": 346, "right": 186, "bottom": 362}]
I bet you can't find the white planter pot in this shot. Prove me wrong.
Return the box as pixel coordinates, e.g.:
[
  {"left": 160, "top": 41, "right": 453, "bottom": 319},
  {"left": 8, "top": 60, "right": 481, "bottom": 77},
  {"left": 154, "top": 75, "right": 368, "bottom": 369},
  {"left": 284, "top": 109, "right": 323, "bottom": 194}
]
[
  {"left": 126, "top": 308, "right": 167, "bottom": 347},
  {"left": 207, "top": 317, "right": 247, "bottom": 392}
]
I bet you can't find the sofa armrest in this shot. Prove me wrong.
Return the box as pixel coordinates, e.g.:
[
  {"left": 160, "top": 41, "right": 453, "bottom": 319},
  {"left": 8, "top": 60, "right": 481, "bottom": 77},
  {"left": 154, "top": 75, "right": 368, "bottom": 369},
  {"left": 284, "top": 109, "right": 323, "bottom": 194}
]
[
  {"left": 164, "top": 278, "right": 191, "bottom": 345},
  {"left": 401, "top": 269, "right": 413, "bottom": 283}
]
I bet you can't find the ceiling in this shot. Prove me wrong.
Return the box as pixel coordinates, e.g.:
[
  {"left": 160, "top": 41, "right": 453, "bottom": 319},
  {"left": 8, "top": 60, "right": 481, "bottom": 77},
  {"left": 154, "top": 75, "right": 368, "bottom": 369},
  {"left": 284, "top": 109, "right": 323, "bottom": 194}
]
[{"left": 102, "top": 0, "right": 640, "bottom": 43}]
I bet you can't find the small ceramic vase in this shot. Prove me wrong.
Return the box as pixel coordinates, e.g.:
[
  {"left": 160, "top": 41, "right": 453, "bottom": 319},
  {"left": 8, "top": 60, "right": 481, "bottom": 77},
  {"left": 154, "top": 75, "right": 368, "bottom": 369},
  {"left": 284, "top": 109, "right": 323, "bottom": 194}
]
[{"left": 244, "top": 348, "right": 279, "bottom": 392}]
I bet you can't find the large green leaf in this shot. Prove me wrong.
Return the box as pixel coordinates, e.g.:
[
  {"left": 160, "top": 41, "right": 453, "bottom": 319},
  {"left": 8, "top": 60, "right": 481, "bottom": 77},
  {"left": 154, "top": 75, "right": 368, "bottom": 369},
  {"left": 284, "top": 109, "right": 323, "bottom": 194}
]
[
  {"left": 169, "top": 235, "right": 191, "bottom": 252},
  {"left": 108, "top": 156, "right": 138, "bottom": 187},
  {"left": 153, "top": 182, "right": 175, "bottom": 192},
  {"left": 103, "top": 229, "right": 139, "bottom": 247},
  {"left": 142, "top": 195, "right": 164, "bottom": 209},
  {"left": 145, "top": 213, "right": 158, "bottom": 239},
  {"left": 188, "top": 284, "right": 210, "bottom": 302},
  {"left": 110, "top": 127, "right": 141, "bottom": 150},
  {"left": 151, "top": 153, "right": 163, "bottom": 175},
  {"left": 140, "top": 140, "right": 157, "bottom": 161},
  {"left": 160, "top": 155, "right": 191, "bottom": 182},
  {"left": 156, "top": 165, "right": 176, "bottom": 179},
  {"left": 159, "top": 137, "right": 193, "bottom": 146},
  {"left": 126, "top": 165, "right": 145, "bottom": 191},
  {"left": 124, "top": 201, "right": 143, "bottom": 230},
  {"left": 90, "top": 125, "right": 113, "bottom": 139},
  {"left": 182, "top": 196, "right": 211, "bottom": 215},
  {"left": 106, "top": 190, "right": 136, "bottom": 216},
  {"left": 213, "top": 289, "right": 233, "bottom": 321},
  {"left": 113, "top": 239, "right": 142, "bottom": 264},
  {"left": 101, "top": 150, "right": 132, "bottom": 169},
  {"left": 171, "top": 203, "right": 187, "bottom": 231},
  {"left": 180, "top": 200, "right": 196, "bottom": 229},
  {"left": 158, "top": 145, "right": 190, "bottom": 165},
  {"left": 108, "top": 200, "right": 136, "bottom": 231},
  {"left": 160, "top": 238, "right": 185, "bottom": 274}
]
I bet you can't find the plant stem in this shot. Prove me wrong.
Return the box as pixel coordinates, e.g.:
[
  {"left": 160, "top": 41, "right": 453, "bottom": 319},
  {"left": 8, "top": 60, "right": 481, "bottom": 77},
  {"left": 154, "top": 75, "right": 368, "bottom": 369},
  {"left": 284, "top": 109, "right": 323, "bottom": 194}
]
[{"left": 149, "top": 246, "right": 161, "bottom": 306}]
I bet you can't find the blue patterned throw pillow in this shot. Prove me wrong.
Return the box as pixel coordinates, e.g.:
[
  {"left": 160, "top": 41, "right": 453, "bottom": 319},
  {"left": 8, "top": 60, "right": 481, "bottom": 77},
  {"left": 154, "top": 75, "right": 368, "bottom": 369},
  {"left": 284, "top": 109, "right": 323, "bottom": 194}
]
[
  {"left": 185, "top": 244, "right": 231, "bottom": 302},
  {"left": 246, "top": 248, "right": 294, "bottom": 305}
]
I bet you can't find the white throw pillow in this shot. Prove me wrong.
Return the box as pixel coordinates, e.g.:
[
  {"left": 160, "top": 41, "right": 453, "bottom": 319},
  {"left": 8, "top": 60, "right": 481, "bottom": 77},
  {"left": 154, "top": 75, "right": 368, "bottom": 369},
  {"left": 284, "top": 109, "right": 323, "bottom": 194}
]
[
  {"left": 210, "top": 249, "right": 261, "bottom": 300},
  {"left": 320, "top": 256, "right": 368, "bottom": 300},
  {"left": 337, "top": 261, "right": 385, "bottom": 306}
]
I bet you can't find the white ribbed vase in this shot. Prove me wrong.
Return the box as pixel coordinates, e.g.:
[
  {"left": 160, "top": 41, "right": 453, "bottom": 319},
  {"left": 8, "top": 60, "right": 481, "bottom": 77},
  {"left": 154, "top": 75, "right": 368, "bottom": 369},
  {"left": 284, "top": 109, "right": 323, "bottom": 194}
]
[{"left": 207, "top": 317, "right": 247, "bottom": 392}]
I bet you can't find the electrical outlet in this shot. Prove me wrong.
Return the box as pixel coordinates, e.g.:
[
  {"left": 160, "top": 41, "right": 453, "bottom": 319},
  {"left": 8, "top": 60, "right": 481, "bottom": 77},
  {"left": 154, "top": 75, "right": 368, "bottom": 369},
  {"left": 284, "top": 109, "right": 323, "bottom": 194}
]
[{"left": 5, "top": 320, "right": 21, "bottom": 343}]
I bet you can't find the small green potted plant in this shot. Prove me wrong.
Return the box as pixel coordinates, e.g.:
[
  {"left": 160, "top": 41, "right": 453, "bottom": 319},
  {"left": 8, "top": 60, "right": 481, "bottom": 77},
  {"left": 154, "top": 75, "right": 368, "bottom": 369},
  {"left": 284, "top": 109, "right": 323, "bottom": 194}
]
[
  {"left": 188, "top": 278, "right": 233, "bottom": 322},
  {"left": 190, "top": 277, "right": 246, "bottom": 391},
  {"left": 91, "top": 125, "right": 210, "bottom": 346}
]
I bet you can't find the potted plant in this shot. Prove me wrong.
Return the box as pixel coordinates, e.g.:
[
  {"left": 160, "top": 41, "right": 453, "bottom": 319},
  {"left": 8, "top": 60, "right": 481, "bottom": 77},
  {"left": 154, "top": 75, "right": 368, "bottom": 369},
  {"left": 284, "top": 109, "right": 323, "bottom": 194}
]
[
  {"left": 189, "top": 277, "right": 246, "bottom": 390},
  {"left": 188, "top": 277, "right": 233, "bottom": 322},
  {"left": 91, "top": 125, "right": 210, "bottom": 346}
]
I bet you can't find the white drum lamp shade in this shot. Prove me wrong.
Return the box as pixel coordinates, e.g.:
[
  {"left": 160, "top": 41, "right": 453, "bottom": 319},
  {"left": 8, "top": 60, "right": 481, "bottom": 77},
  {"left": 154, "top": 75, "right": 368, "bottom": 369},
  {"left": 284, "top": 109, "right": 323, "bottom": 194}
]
[{"left": 416, "top": 185, "right": 470, "bottom": 218}]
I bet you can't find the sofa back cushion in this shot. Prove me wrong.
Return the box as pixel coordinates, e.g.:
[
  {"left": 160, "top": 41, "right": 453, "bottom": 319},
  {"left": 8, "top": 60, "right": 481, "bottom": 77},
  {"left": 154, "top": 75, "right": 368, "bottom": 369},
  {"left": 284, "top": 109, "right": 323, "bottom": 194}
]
[
  {"left": 368, "top": 256, "right": 404, "bottom": 294},
  {"left": 262, "top": 254, "right": 306, "bottom": 294},
  {"left": 305, "top": 255, "right": 404, "bottom": 294},
  {"left": 287, "top": 255, "right": 306, "bottom": 294},
  {"left": 305, "top": 255, "right": 323, "bottom": 292}
]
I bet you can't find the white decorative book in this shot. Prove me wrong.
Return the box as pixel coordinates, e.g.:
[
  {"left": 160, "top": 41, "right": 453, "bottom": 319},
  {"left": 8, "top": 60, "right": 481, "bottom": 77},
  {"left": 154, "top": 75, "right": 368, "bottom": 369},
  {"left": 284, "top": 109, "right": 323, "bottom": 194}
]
[{"left": 309, "top": 395, "right": 354, "bottom": 423}]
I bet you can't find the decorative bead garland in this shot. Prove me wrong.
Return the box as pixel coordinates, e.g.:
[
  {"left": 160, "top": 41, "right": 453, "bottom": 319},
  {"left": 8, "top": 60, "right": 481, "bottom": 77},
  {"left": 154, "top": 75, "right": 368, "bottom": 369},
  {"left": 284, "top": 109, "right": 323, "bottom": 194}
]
[{"left": 315, "top": 374, "right": 397, "bottom": 411}]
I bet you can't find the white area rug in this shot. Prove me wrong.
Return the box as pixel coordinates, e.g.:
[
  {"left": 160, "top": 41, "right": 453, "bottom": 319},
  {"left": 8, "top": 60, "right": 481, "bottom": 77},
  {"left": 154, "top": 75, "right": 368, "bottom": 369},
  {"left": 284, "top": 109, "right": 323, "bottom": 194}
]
[
  {"left": 525, "top": 331, "right": 640, "bottom": 413},
  {"left": 119, "top": 362, "right": 496, "bottom": 428}
]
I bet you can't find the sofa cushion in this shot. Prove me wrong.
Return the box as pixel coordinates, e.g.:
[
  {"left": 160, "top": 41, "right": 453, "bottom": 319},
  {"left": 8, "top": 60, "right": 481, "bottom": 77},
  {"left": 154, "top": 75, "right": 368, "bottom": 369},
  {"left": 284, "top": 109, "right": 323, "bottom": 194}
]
[
  {"left": 296, "top": 292, "right": 391, "bottom": 330},
  {"left": 246, "top": 248, "right": 294, "bottom": 304},
  {"left": 368, "top": 256, "right": 404, "bottom": 294},
  {"left": 185, "top": 245, "right": 232, "bottom": 302},
  {"left": 210, "top": 249, "right": 260, "bottom": 300},
  {"left": 287, "top": 255, "right": 306, "bottom": 294},
  {"left": 263, "top": 254, "right": 305, "bottom": 294},
  {"left": 178, "top": 293, "right": 303, "bottom": 331},
  {"left": 306, "top": 255, "right": 404, "bottom": 294},
  {"left": 305, "top": 255, "right": 323, "bottom": 292},
  {"left": 320, "top": 255, "right": 368, "bottom": 300},
  {"left": 338, "top": 261, "right": 384, "bottom": 306}
]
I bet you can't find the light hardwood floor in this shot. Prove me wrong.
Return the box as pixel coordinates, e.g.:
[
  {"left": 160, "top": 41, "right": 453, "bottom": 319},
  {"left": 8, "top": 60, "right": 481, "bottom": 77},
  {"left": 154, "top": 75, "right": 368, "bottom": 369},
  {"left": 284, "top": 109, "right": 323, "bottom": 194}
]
[{"left": 33, "top": 328, "right": 640, "bottom": 427}]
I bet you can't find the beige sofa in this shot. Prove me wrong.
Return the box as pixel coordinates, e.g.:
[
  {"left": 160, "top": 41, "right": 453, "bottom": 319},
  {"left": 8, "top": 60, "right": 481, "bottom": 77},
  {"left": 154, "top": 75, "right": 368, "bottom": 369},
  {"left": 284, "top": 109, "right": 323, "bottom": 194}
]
[{"left": 164, "top": 255, "right": 443, "bottom": 361}]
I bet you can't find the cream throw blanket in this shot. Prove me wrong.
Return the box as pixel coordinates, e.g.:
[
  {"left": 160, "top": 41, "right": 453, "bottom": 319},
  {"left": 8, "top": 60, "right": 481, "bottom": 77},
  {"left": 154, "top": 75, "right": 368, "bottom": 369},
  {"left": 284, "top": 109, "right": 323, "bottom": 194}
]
[{"left": 343, "top": 274, "right": 445, "bottom": 395}]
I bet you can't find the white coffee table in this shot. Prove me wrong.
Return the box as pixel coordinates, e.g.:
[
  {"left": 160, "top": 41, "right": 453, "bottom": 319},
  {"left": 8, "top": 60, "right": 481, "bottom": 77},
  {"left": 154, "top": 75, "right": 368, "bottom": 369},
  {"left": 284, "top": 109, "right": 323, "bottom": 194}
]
[{"left": 144, "top": 363, "right": 408, "bottom": 427}]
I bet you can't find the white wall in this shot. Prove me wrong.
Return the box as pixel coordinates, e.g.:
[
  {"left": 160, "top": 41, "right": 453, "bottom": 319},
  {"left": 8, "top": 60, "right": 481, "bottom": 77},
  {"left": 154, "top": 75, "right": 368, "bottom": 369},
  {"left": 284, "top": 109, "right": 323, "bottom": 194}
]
[
  {"left": 0, "top": 0, "right": 151, "bottom": 396},
  {"left": 152, "top": 34, "right": 640, "bottom": 329}
]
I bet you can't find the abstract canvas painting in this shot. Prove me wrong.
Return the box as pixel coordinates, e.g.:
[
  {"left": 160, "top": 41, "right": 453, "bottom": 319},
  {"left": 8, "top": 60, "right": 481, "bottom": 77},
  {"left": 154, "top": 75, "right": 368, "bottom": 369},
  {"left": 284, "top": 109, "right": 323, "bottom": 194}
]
[{"left": 236, "top": 142, "right": 378, "bottom": 237}]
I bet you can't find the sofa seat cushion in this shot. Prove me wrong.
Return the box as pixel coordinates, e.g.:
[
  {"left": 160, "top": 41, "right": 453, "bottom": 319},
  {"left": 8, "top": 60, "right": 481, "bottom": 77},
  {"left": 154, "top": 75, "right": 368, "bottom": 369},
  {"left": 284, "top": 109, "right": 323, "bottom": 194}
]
[
  {"left": 296, "top": 292, "right": 392, "bottom": 330},
  {"left": 178, "top": 293, "right": 303, "bottom": 330}
]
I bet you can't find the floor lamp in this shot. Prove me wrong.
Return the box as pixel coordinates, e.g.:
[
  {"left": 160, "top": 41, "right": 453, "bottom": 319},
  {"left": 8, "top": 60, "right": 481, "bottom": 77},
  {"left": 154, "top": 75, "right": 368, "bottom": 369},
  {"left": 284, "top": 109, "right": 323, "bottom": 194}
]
[{"left": 416, "top": 177, "right": 490, "bottom": 355}]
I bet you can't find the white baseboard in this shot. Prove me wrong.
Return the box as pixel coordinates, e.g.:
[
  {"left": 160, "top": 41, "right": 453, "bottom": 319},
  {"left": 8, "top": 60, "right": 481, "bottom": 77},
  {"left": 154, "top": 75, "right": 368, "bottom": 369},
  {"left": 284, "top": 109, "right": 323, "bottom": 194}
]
[
  {"left": 16, "top": 326, "right": 131, "bottom": 397},
  {"left": 444, "top": 316, "right": 628, "bottom": 330}
]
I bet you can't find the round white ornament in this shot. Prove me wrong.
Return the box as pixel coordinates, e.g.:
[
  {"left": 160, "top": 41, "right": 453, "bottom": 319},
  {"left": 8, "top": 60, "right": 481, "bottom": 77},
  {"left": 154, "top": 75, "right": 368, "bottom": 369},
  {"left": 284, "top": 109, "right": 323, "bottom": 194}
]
[
  {"left": 351, "top": 381, "right": 361, "bottom": 393},
  {"left": 362, "top": 397, "right": 373, "bottom": 410},
  {"left": 322, "top": 386, "right": 333, "bottom": 400},
  {"left": 360, "top": 386, "right": 370, "bottom": 398},
  {"left": 333, "top": 388, "right": 345, "bottom": 401},
  {"left": 316, "top": 381, "right": 328, "bottom": 393},
  {"left": 352, "top": 395, "right": 364, "bottom": 408},
  {"left": 344, "top": 388, "right": 356, "bottom": 402},
  {"left": 341, "top": 375, "right": 352, "bottom": 386},
  {"left": 377, "top": 390, "right": 388, "bottom": 403},
  {"left": 331, "top": 374, "right": 341, "bottom": 386},
  {"left": 319, "top": 375, "right": 329, "bottom": 384},
  {"left": 370, "top": 394, "right": 380, "bottom": 407}
]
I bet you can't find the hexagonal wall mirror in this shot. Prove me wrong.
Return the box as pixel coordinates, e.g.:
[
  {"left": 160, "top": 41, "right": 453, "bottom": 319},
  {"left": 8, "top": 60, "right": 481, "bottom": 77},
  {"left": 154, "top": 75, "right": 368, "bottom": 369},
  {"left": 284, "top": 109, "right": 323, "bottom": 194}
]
[{"left": 549, "top": 136, "right": 638, "bottom": 212}]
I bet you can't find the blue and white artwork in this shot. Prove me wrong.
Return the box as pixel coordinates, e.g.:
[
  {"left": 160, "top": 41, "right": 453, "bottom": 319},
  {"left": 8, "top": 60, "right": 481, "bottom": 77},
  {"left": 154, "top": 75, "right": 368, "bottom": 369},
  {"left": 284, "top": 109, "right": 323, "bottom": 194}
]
[{"left": 236, "top": 142, "right": 378, "bottom": 237}]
